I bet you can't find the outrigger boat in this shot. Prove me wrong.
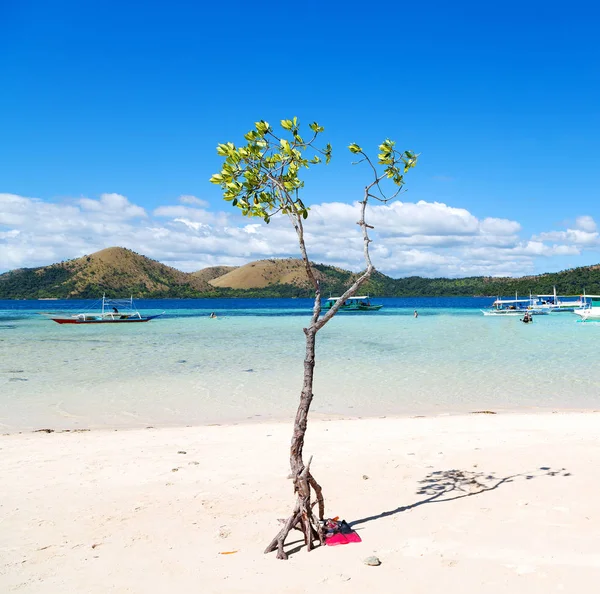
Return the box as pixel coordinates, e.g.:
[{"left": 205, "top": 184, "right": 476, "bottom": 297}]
[
  {"left": 481, "top": 294, "right": 548, "bottom": 316},
  {"left": 574, "top": 295, "right": 600, "bottom": 321},
  {"left": 47, "top": 295, "right": 163, "bottom": 324},
  {"left": 532, "top": 287, "right": 587, "bottom": 313},
  {"left": 324, "top": 296, "right": 383, "bottom": 311}
]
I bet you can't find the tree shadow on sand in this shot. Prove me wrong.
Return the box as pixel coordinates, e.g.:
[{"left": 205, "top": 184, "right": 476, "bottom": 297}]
[{"left": 350, "top": 466, "right": 571, "bottom": 528}]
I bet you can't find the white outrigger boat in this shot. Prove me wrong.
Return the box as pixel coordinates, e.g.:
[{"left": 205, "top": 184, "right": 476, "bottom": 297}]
[
  {"left": 574, "top": 295, "right": 600, "bottom": 321},
  {"left": 46, "top": 295, "right": 164, "bottom": 324},
  {"left": 481, "top": 294, "right": 548, "bottom": 316},
  {"left": 532, "top": 287, "right": 587, "bottom": 313}
]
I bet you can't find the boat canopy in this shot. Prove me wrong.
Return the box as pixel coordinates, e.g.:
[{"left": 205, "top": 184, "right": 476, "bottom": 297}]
[
  {"left": 102, "top": 296, "right": 135, "bottom": 311},
  {"left": 326, "top": 296, "right": 370, "bottom": 301}
]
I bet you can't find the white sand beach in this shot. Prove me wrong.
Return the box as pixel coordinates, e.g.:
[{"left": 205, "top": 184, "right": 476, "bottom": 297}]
[{"left": 2, "top": 412, "right": 599, "bottom": 593}]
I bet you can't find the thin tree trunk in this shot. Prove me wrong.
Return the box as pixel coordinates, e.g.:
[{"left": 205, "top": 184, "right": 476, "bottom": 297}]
[
  {"left": 265, "top": 192, "right": 376, "bottom": 559},
  {"left": 264, "top": 327, "right": 326, "bottom": 559}
]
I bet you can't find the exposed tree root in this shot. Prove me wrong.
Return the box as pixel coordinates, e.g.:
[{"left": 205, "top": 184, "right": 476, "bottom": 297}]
[{"left": 264, "top": 458, "right": 325, "bottom": 559}]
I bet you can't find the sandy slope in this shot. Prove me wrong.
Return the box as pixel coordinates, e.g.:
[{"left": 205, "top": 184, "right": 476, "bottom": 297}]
[
  {"left": 2, "top": 413, "right": 599, "bottom": 593},
  {"left": 209, "top": 258, "right": 323, "bottom": 289}
]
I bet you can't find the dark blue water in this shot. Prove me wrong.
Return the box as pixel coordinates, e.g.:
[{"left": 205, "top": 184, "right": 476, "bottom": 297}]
[{"left": 0, "top": 296, "right": 495, "bottom": 321}]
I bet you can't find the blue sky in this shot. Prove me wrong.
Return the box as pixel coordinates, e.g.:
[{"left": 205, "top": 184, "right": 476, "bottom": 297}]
[{"left": 1, "top": 1, "right": 599, "bottom": 277}]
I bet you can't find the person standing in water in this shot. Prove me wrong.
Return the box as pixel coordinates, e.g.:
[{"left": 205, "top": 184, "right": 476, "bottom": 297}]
[{"left": 414, "top": 310, "right": 418, "bottom": 318}]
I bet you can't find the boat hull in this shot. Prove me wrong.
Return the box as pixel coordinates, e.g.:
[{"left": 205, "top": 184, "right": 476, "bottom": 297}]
[
  {"left": 574, "top": 310, "right": 600, "bottom": 321},
  {"left": 481, "top": 309, "right": 548, "bottom": 316},
  {"left": 336, "top": 305, "right": 383, "bottom": 312},
  {"left": 50, "top": 316, "right": 158, "bottom": 324}
]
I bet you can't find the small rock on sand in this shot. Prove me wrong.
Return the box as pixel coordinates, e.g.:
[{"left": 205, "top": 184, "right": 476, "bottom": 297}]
[{"left": 364, "top": 556, "right": 381, "bottom": 566}]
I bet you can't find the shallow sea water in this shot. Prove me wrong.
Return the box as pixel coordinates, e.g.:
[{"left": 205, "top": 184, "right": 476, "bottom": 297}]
[{"left": 1, "top": 297, "right": 599, "bottom": 430}]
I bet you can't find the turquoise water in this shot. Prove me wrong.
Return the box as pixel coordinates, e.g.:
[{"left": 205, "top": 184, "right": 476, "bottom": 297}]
[{"left": 1, "top": 298, "right": 599, "bottom": 431}]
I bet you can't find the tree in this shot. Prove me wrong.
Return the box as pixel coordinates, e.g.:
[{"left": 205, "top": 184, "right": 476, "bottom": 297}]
[{"left": 210, "top": 118, "right": 417, "bottom": 559}]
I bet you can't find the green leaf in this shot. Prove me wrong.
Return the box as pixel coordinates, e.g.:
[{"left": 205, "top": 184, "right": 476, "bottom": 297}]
[
  {"left": 280, "top": 139, "right": 291, "bottom": 154},
  {"left": 215, "top": 117, "right": 341, "bottom": 222},
  {"left": 255, "top": 120, "right": 270, "bottom": 136},
  {"left": 348, "top": 143, "right": 362, "bottom": 154},
  {"left": 226, "top": 181, "right": 242, "bottom": 194}
]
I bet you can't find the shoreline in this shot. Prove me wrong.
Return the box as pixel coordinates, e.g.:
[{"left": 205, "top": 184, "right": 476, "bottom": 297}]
[
  {"left": 3, "top": 404, "right": 600, "bottom": 436},
  {"left": 2, "top": 411, "right": 600, "bottom": 592}
]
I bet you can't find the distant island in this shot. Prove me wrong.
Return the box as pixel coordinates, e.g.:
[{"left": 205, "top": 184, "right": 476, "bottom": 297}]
[{"left": 1, "top": 246, "right": 599, "bottom": 299}]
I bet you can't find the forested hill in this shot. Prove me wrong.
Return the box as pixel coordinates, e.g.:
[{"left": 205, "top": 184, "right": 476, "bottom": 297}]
[
  {"left": 374, "top": 268, "right": 600, "bottom": 297},
  {"left": 1, "top": 247, "right": 600, "bottom": 298}
]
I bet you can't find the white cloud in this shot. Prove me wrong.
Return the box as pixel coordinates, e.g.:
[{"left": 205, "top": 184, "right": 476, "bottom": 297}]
[
  {"left": 172, "top": 218, "right": 210, "bottom": 232},
  {"left": 78, "top": 193, "right": 147, "bottom": 219},
  {"left": 531, "top": 216, "right": 599, "bottom": 252},
  {"left": 0, "top": 229, "right": 20, "bottom": 239},
  {"left": 0, "top": 192, "right": 596, "bottom": 277},
  {"left": 575, "top": 215, "right": 597, "bottom": 233},
  {"left": 534, "top": 228, "right": 599, "bottom": 247},
  {"left": 179, "top": 195, "right": 209, "bottom": 207},
  {"left": 154, "top": 205, "right": 212, "bottom": 223},
  {"left": 307, "top": 200, "right": 482, "bottom": 237},
  {"left": 480, "top": 217, "right": 521, "bottom": 235},
  {"left": 0, "top": 193, "right": 38, "bottom": 226}
]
